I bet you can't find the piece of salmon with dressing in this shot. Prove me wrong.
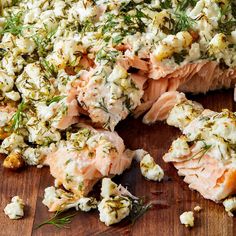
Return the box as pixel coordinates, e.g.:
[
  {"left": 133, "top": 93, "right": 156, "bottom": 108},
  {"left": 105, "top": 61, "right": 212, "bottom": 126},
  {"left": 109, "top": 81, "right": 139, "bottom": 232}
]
[
  {"left": 158, "top": 93, "right": 236, "bottom": 202},
  {"left": 44, "top": 125, "right": 134, "bottom": 198}
]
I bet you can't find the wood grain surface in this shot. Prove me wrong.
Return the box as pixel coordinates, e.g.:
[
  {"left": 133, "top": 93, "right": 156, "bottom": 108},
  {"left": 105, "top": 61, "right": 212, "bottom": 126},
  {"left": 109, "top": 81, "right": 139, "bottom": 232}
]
[{"left": 0, "top": 89, "right": 236, "bottom": 236}]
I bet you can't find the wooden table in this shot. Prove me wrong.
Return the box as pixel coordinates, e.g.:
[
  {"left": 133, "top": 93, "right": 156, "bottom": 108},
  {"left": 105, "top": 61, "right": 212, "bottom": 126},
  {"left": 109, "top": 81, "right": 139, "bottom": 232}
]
[{"left": 1, "top": 90, "right": 236, "bottom": 236}]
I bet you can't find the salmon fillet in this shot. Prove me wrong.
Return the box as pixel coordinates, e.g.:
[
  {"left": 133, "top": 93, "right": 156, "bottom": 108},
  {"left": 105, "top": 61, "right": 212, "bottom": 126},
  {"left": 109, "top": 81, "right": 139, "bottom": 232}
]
[
  {"left": 162, "top": 94, "right": 236, "bottom": 202},
  {"left": 136, "top": 61, "right": 236, "bottom": 123},
  {"left": 44, "top": 125, "right": 134, "bottom": 197}
]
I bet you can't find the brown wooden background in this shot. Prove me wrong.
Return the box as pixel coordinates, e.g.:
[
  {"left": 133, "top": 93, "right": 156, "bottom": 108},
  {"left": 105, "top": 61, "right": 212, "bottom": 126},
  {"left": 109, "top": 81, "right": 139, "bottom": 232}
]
[{"left": 0, "top": 90, "right": 236, "bottom": 236}]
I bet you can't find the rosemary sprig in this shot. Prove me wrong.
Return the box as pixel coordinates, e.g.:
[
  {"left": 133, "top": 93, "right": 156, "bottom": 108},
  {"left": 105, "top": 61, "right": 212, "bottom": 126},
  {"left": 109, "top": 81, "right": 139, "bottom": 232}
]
[
  {"left": 35, "top": 211, "right": 77, "bottom": 229},
  {"left": 0, "top": 12, "right": 24, "bottom": 36},
  {"left": 129, "top": 198, "right": 152, "bottom": 225},
  {"left": 11, "top": 101, "right": 25, "bottom": 131}
]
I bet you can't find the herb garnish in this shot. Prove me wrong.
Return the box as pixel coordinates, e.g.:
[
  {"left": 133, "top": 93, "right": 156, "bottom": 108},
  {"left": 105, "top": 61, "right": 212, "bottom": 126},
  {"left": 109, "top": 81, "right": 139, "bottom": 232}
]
[
  {"left": 35, "top": 211, "right": 77, "bottom": 229},
  {"left": 0, "top": 12, "right": 24, "bottom": 36},
  {"left": 41, "top": 59, "right": 57, "bottom": 79},
  {"left": 46, "top": 96, "right": 66, "bottom": 105},
  {"left": 11, "top": 101, "right": 26, "bottom": 131},
  {"left": 129, "top": 198, "right": 152, "bottom": 224}
]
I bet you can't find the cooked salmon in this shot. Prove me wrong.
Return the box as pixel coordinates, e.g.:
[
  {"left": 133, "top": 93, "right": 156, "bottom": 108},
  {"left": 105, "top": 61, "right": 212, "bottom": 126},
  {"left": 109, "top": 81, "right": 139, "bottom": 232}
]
[
  {"left": 162, "top": 97, "right": 236, "bottom": 202},
  {"left": 44, "top": 125, "right": 134, "bottom": 197}
]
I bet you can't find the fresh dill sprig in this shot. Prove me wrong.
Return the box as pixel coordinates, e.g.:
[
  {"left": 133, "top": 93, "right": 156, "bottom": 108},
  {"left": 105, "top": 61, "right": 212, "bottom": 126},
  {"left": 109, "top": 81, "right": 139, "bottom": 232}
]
[
  {"left": 11, "top": 101, "right": 25, "bottom": 131},
  {"left": 129, "top": 198, "right": 152, "bottom": 225},
  {"left": 95, "top": 97, "right": 109, "bottom": 113},
  {"left": 0, "top": 12, "right": 24, "bottom": 36},
  {"left": 218, "top": 6, "right": 236, "bottom": 35},
  {"left": 32, "top": 27, "right": 57, "bottom": 57},
  {"left": 188, "top": 142, "right": 212, "bottom": 163},
  {"left": 35, "top": 211, "right": 77, "bottom": 229},
  {"left": 173, "top": 11, "right": 194, "bottom": 34},
  {"left": 160, "top": 0, "right": 172, "bottom": 9},
  {"left": 46, "top": 95, "right": 66, "bottom": 105},
  {"left": 41, "top": 59, "right": 57, "bottom": 79}
]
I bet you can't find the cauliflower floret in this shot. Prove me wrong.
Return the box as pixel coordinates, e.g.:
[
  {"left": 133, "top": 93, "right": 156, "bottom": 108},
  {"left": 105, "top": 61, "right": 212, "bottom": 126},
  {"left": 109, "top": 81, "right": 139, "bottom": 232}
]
[
  {"left": 180, "top": 211, "right": 194, "bottom": 227},
  {"left": 140, "top": 154, "right": 164, "bottom": 181},
  {"left": 223, "top": 197, "right": 236, "bottom": 217},
  {"left": 98, "top": 196, "right": 131, "bottom": 226},
  {"left": 4, "top": 196, "right": 24, "bottom": 220}
]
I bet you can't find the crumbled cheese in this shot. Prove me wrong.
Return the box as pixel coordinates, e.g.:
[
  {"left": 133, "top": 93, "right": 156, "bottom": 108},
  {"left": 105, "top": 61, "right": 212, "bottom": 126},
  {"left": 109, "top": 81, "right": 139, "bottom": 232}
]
[
  {"left": 180, "top": 211, "right": 194, "bottom": 227},
  {"left": 194, "top": 206, "right": 202, "bottom": 212},
  {"left": 77, "top": 197, "right": 97, "bottom": 212},
  {"left": 98, "top": 196, "right": 131, "bottom": 226},
  {"left": 5, "top": 91, "right": 21, "bottom": 101},
  {"left": 167, "top": 99, "right": 204, "bottom": 130},
  {"left": 101, "top": 178, "right": 119, "bottom": 198},
  {"left": 4, "top": 196, "right": 24, "bottom": 220},
  {"left": 0, "top": 70, "right": 14, "bottom": 93},
  {"left": 140, "top": 154, "right": 164, "bottom": 181},
  {"left": 169, "top": 136, "right": 191, "bottom": 159},
  {"left": 223, "top": 197, "right": 236, "bottom": 217},
  {"left": 1, "top": 133, "right": 26, "bottom": 154},
  {"left": 0, "top": 111, "right": 11, "bottom": 127}
]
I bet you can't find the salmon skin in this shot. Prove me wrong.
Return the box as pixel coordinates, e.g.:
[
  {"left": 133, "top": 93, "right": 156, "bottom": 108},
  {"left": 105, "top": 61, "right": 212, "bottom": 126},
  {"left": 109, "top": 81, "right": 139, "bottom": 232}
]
[{"left": 161, "top": 93, "right": 236, "bottom": 202}]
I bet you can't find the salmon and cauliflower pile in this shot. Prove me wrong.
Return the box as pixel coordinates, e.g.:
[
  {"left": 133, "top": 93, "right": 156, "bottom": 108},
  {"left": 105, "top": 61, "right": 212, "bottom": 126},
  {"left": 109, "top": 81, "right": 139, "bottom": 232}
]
[{"left": 0, "top": 0, "right": 236, "bottom": 227}]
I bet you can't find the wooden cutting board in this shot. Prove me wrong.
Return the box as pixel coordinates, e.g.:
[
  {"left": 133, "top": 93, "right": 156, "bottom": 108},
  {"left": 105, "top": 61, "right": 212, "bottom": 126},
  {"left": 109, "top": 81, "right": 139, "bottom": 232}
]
[{"left": 1, "top": 90, "right": 236, "bottom": 236}]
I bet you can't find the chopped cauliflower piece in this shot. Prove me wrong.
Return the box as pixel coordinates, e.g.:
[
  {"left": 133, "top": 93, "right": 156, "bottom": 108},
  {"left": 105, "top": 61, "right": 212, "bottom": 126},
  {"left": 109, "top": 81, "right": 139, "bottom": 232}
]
[
  {"left": 140, "top": 154, "right": 164, "bottom": 181},
  {"left": 4, "top": 196, "right": 25, "bottom": 220},
  {"left": 180, "top": 211, "right": 194, "bottom": 227},
  {"left": 223, "top": 197, "right": 236, "bottom": 217},
  {"left": 98, "top": 196, "right": 131, "bottom": 226}
]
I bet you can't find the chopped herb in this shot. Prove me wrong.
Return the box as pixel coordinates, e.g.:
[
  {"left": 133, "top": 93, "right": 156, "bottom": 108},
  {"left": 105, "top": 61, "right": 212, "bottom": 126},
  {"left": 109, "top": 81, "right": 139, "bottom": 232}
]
[
  {"left": 96, "top": 48, "right": 120, "bottom": 64},
  {"left": 160, "top": 0, "right": 172, "bottom": 9},
  {"left": 129, "top": 198, "right": 152, "bottom": 225},
  {"left": 173, "top": 50, "right": 188, "bottom": 64},
  {"left": 0, "top": 12, "right": 24, "bottom": 36},
  {"left": 11, "top": 101, "right": 26, "bottom": 131},
  {"left": 46, "top": 96, "right": 66, "bottom": 105},
  {"left": 41, "top": 59, "right": 57, "bottom": 79},
  {"left": 173, "top": 11, "right": 194, "bottom": 34},
  {"left": 188, "top": 142, "right": 212, "bottom": 162},
  {"left": 95, "top": 97, "right": 109, "bottom": 113},
  {"left": 35, "top": 211, "right": 77, "bottom": 229}
]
